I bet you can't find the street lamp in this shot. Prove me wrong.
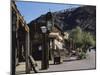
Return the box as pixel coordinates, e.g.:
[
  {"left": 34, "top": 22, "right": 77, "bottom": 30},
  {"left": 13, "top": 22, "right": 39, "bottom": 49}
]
[
  {"left": 46, "top": 12, "right": 53, "bottom": 31},
  {"left": 40, "top": 26, "right": 49, "bottom": 69},
  {"left": 40, "top": 12, "right": 53, "bottom": 70}
]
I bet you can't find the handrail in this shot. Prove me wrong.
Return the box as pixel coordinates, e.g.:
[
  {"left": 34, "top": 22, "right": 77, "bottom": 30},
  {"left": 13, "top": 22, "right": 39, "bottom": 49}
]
[{"left": 29, "top": 56, "right": 39, "bottom": 73}]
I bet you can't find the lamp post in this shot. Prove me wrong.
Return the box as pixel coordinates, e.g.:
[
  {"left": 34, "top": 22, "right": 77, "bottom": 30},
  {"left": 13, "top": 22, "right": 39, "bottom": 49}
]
[
  {"left": 41, "top": 26, "right": 49, "bottom": 69},
  {"left": 46, "top": 12, "right": 53, "bottom": 64},
  {"left": 40, "top": 12, "right": 53, "bottom": 69}
]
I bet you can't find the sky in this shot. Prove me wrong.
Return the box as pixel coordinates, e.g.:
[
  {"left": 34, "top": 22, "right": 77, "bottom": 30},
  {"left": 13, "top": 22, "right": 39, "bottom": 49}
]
[{"left": 16, "top": 1, "right": 81, "bottom": 23}]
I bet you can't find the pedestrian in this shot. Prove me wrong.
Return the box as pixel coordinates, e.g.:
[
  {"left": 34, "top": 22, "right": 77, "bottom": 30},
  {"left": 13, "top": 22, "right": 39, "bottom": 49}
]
[{"left": 89, "top": 48, "right": 91, "bottom": 52}]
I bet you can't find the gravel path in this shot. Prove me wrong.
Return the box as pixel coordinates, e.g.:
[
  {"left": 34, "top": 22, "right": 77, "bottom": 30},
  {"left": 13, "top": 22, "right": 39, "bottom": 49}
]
[{"left": 38, "top": 50, "right": 96, "bottom": 73}]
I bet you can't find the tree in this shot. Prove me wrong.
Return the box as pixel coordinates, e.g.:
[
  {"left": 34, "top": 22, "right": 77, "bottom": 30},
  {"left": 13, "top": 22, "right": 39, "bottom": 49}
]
[
  {"left": 69, "top": 26, "right": 83, "bottom": 48},
  {"left": 69, "top": 26, "right": 96, "bottom": 59},
  {"left": 69, "top": 26, "right": 95, "bottom": 52},
  {"left": 82, "top": 32, "right": 95, "bottom": 52}
]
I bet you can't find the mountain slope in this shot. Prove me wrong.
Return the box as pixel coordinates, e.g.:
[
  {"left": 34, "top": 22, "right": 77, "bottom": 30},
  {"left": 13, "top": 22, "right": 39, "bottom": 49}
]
[{"left": 28, "top": 5, "right": 96, "bottom": 35}]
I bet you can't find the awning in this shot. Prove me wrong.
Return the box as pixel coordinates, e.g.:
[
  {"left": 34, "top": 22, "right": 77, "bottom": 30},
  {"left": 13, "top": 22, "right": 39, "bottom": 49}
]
[{"left": 49, "top": 32, "right": 63, "bottom": 41}]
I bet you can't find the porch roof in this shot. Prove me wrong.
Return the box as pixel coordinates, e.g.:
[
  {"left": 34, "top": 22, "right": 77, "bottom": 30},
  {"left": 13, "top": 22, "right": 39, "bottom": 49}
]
[{"left": 49, "top": 32, "right": 63, "bottom": 41}]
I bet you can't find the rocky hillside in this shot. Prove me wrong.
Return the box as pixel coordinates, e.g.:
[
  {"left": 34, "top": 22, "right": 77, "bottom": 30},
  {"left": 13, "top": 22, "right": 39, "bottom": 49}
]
[{"left": 28, "top": 5, "right": 96, "bottom": 35}]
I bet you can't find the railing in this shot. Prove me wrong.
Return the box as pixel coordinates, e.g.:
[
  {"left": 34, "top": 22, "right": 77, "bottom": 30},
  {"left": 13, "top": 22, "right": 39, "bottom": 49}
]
[{"left": 29, "top": 56, "right": 39, "bottom": 73}]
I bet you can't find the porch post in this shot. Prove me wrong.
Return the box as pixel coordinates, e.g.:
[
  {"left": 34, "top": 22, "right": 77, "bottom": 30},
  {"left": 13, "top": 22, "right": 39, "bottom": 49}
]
[
  {"left": 11, "top": 11, "right": 17, "bottom": 75},
  {"left": 26, "top": 32, "right": 30, "bottom": 73},
  {"left": 12, "top": 23, "right": 16, "bottom": 75}
]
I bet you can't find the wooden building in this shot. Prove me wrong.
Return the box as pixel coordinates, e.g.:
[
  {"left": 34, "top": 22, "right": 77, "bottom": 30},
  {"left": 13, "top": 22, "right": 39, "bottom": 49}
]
[
  {"left": 11, "top": 1, "right": 30, "bottom": 74},
  {"left": 28, "top": 12, "right": 65, "bottom": 63}
]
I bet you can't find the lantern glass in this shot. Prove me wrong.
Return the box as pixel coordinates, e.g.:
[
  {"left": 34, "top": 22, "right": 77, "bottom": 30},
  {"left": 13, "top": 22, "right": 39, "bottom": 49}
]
[
  {"left": 47, "top": 21, "right": 52, "bottom": 31},
  {"left": 40, "top": 26, "right": 47, "bottom": 33}
]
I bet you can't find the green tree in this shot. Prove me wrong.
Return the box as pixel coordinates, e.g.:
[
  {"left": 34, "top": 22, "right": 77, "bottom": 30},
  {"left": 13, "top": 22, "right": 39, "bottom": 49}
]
[
  {"left": 69, "top": 26, "right": 96, "bottom": 59},
  {"left": 70, "top": 26, "right": 83, "bottom": 48},
  {"left": 82, "top": 32, "right": 95, "bottom": 52}
]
